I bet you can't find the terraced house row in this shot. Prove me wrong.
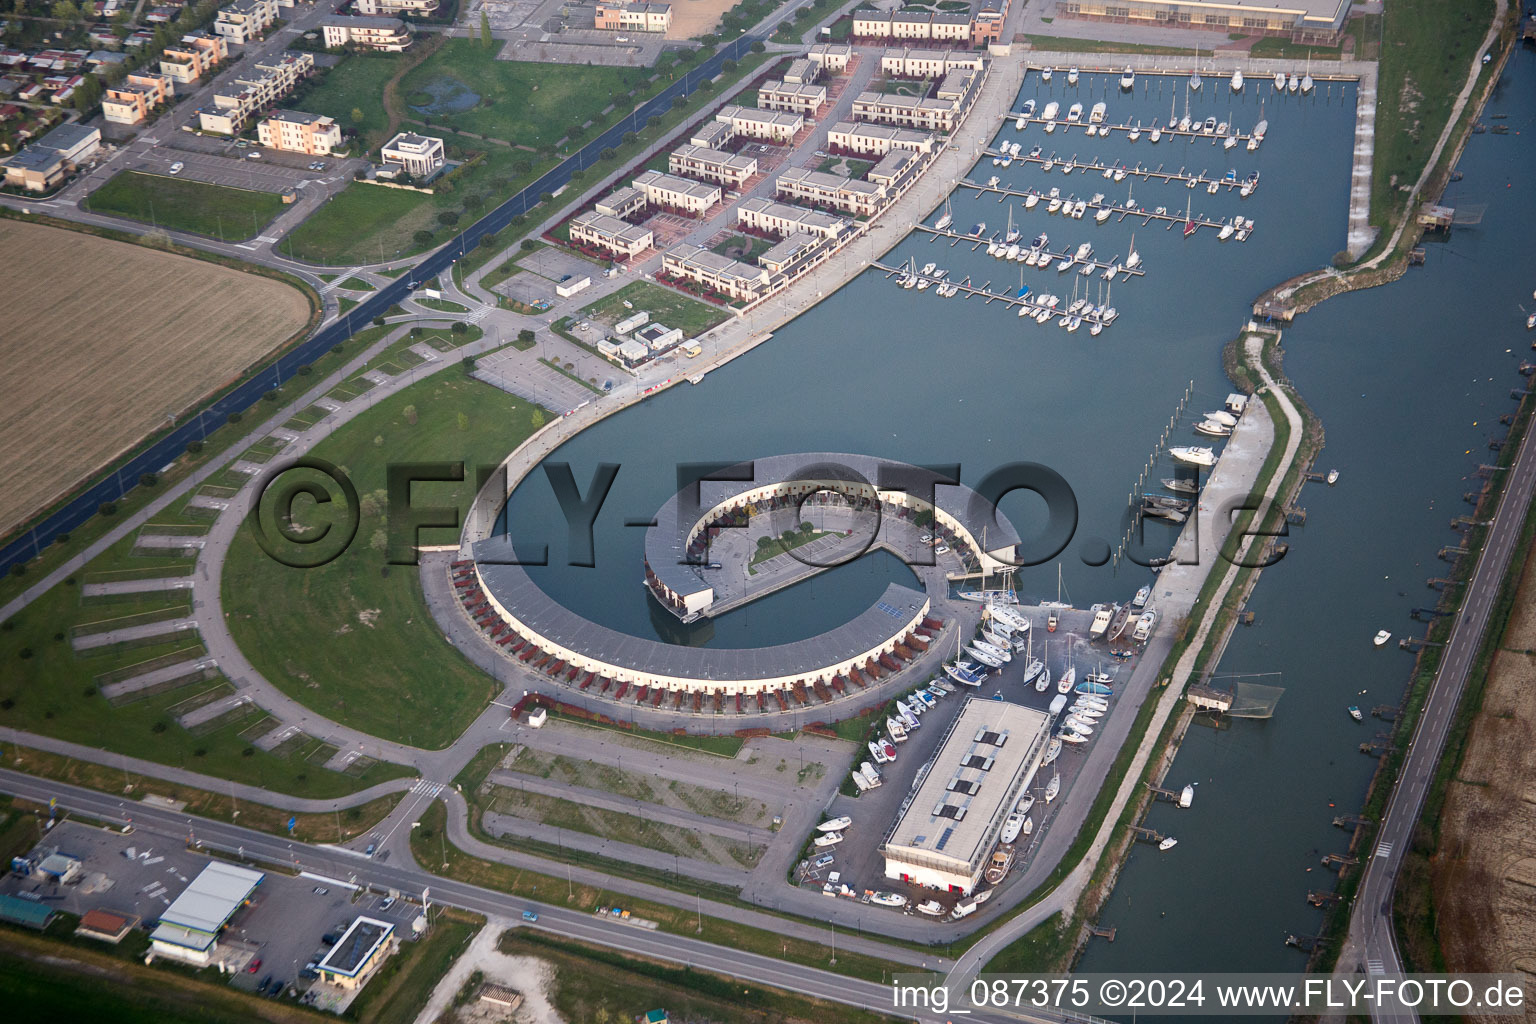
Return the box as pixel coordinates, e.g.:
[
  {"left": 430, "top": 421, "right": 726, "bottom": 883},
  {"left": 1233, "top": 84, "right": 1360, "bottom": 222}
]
[
  {"left": 196, "top": 50, "right": 314, "bottom": 135},
  {"left": 851, "top": 0, "right": 1007, "bottom": 46},
  {"left": 851, "top": 68, "right": 978, "bottom": 132}
]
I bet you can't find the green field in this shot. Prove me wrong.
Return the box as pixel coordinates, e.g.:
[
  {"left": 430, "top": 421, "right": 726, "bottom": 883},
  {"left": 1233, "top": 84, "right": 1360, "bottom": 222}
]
[
  {"left": 710, "top": 233, "right": 773, "bottom": 262},
  {"left": 581, "top": 281, "right": 731, "bottom": 336},
  {"left": 283, "top": 133, "right": 546, "bottom": 266},
  {"left": 398, "top": 41, "right": 658, "bottom": 146},
  {"left": 220, "top": 374, "right": 547, "bottom": 748},
  {"left": 84, "top": 172, "right": 285, "bottom": 240},
  {"left": 290, "top": 51, "right": 402, "bottom": 148}
]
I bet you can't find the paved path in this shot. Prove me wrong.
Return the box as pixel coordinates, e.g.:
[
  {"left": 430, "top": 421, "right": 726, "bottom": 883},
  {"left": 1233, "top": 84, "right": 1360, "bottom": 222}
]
[
  {"left": 71, "top": 616, "right": 199, "bottom": 652},
  {"left": 100, "top": 656, "right": 217, "bottom": 701},
  {"left": 481, "top": 810, "right": 754, "bottom": 887},
  {"left": 486, "top": 771, "right": 776, "bottom": 844},
  {"left": 79, "top": 577, "right": 193, "bottom": 597}
]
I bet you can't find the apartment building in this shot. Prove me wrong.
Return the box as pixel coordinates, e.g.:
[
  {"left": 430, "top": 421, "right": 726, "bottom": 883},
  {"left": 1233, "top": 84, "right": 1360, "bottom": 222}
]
[
  {"left": 258, "top": 109, "right": 342, "bottom": 154},
  {"left": 757, "top": 231, "right": 823, "bottom": 275},
  {"left": 595, "top": 184, "right": 646, "bottom": 218},
  {"left": 570, "top": 210, "right": 654, "bottom": 258},
  {"left": 353, "top": 0, "right": 440, "bottom": 15},
  {"left": 880, "top": 47, "right": 984, "bottom": 77},
  {"left": 633, "top": 169, "right": 721, "bottom": 214},
  {"left": 867, "top": 149, "right": 918, "bottom": 189},
  {"left": 935, "top": 68, "right": 975, "bottom": 101},
  {"left": 852, "top": 0, "right": 1005, "bottom": 46},
  {"left": 214, "top": 0, "right": 279, "bottom": 46},
  {"left": 320, "top": 15, "right": 412, "bottom": 50},
  {"left": 714, "top": 105, "right": 803, "bottom": 143},
  {"left": 782, "top": 58, "right": 818, "bottom": 85},
  {"left": 594, "top": 0, "right": 672, "bottom": 32},
  {"left": 851, "top": 89, "right": 963, "bottom": 132},
  {"left": 735, "top": 196, "right": 847, "bottom": 240},
  {"left": 775, "top": 166, "right": 885, "bottom": 217},
  {"left": 101, "top": 71, "right": 172, "bottom": 125},
  {"left": 668, "top": 143, "right": 757, "bottom": 188},
  {"left": 196, "top": 49, "right": 313, "bottom": 134},
  {"left": 826, "top": 120, "right": 936, "bottom": 156},
  {"left": 380, "top": 131, "right": 445, "bottom": 176},
  {"left": 662, "top": 243, "right": 775, "bottom": 302},
  {"left": 805, "top": 42, "right": 852, "bottom": 73},
  {"left": 159, "top": 33, "right": 226, "bottom": 83},
  {"left": 757, "top": 80, "right": 827, "bottom": 115},
  {"left": 688, "top": 119, "right": 734, "bottom": 150}
]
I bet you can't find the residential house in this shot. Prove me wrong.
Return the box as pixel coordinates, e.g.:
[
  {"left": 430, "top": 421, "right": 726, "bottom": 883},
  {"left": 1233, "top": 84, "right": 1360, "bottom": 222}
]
[
  {"left": 258, "top": 109, "right": 341, "bottom": 153},
  {"left": 320, "top": 15, "right": 412, "bottom": 50},
  {"left": 569, "top": 210, "right": 653, "bottom": 258},
  {"left": 379, "top": 130, "right": 445, "bottom": 176},
  {"left": 633, "top": 168, "right": 720, "bottom": 214}
]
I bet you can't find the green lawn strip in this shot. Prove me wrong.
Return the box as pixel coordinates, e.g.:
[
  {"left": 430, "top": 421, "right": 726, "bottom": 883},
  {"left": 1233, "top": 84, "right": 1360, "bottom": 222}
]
[
  {"left": 344, "top": 914, "right": 482, "bottom": 1024},
  {"left": 547, "top": 709, "right": 744, "bottom": 756},
  {"left": 710, "top": 233, "right": 774, "bottom": 262},
  {"left": 580, "top": 280, "right": 730, "bottom": 336},
  {"left": 409, "top": 800, "right": 892, "bottom": 983},
  {"left": 338, "top": 296, "right": 359, "bottom": 315},
  {"left": 318, "top": 273, "right": 339, "bottom": 283},
  {"left": 82, "top": 171, "right": 286, "bottom": 241},
  {"left": 498, "top": 930, "right": 901, "bottom": 1024},
  {"left": 750, "top": 524, "right": 840, "bottom": 572},
  {"left": 0, "top": 921, "right": 329, "bottom": 1024},
  {"left": 340, "top": 276, "right": 374, "bottom": 291},
  {"left": 220, "top": 373, "right": 543, "bottom": 748},
  {"left": 286, "top": 50, "right": 402, "bottom": 149},
  {"left": 0, "top": 581, "right": 411, "bottom": 798},
  {"left": 346, "top": 324, "right": 481, "bottom": 380},
  {"left": 3, "top": 743, "right": 404, "bottom": 844},
  {"left": 537, "top": 357, "right": 604, "bottom": 394},
  {"left": 415, "top": 296, "right": 469, "bottom": 314}
]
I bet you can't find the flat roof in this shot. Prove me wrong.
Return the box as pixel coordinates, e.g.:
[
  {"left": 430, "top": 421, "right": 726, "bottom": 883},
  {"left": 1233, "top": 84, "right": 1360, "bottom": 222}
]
[
  {"left": 736, "top": 196, "right": 847, "bottom": 233},
  {"left": 884, "top": 699, "right": 1053, "bottom": 873},
  {"left": 778, "top": 165, "right": 882, "bottom": 197},
  {"left": 476, "top": 550, "right": 927, "bottom": 685},
  {"left": 671, "top": 143, "right": 757, "bottom": 171},
  {"left": 321, "top": 14, "right": 407, "bottom": 27},
  {"left": 38, "top": 120, "right": 98, "bottom": 151},
  {"left": 665, "top": 242, "right": 767, "bottom": 284},
  {"left": 829, "top": 120, "right": 933, "bottom": 144},
  {"left": 643, "top": 453, "right": 1020, "bottom": 602},
  {"left": 320, "top": 916, "right": 394, "bottom": 976},
  {"left": 634, "top": 168, "right": 720, "bottom": 201},
  {"left": 267, "top": 108, "right": 331, "bottom": 124},
  {"left": 154, "top": 861, "right": 263, "bottom": 938},
  {"left": 715, "top": 104, "right": 803, "bottom": 128},
  {"left": 572, "top": 210, "right": 652, "bottom": 244},
  {"left": 0, "top": 893, "right": 55, "bottom": 929}
]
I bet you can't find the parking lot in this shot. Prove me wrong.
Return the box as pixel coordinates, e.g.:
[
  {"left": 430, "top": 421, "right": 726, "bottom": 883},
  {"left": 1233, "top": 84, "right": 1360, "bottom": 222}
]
[
  {"left": 1, "top": 821, "right": 424, "bottom": 997},
  {"left": 129, "top": 145, "right": 323, "bottom": 197}
]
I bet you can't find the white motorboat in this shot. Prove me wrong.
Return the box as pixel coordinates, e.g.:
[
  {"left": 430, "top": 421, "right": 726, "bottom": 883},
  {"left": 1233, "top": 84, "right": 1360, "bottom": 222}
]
[
  {"left": 1205, "top": 409, "right": 1238, "bottom": 427},
  {"left": 1056, "top": 664, "right": 1076, "bottom": 695},
  {"left": 1001, "top": 813, "right": 1024, "bottom": 844},
  {"left": 1063, "top": 716, "right": 1095, "bottom": 735},
  {"left": 1195, "top": 418, "right": 1233, "bottom": 436},
  {"left": 1327, "top": 468, "right": 1340, "bottom": 485},
  {"left": 1149, "top": 122, "right": 1162, "bottom": 143},
  {"left": 814, "top": 831, "right": 844, "bottom": 848},
  {"left": 1017, "top": 795, "right": 1036, "bottom": 816},
  {"left": 1231, "top": 68, "right": 1244, "bottom": 92},
  {"left": 1095, "top": 207, "right": 1112, "bottom": 224},
  {"left": 1179, "top": 784, "right": 1195, "bottom": 808},
  {"left": 987, "top": 174, "right": 1000, "bottom": 188},
  {"left": 1128, "top": 122, "right": 1141, "bottom": 141},
  {"left": 1040, "top": 67, "right": 1052, "bottom": 83},
  {"left": 1132, "top": 610, "right": 1157, "bottom": 643},
  {"left": 1133, "top": 584, "right": 1151, "bottom": 608},
  {"left": 1024, "top": 192, "right": 1039, "bottom": 210},
  {"left": 1047, "top": 196, "right": 1063, "bottom": 214},
  {"left": 1074, "top": 241, "right": 1093, "bottom": 260},
  {"left": 1067, "top": 101, "right": 1083, "bottom": 122},
  {"left": 1090, "top": 101, "right": 1107, "bottom": 124},
  {"left": 886, "top": 717, "right": 908, "bottom": 742},
  {"left": 1170, "top": 445, "right": 1217, "bottom": 467},
  {"left": 1067, "top": 66, "right": 1079, "bottom": 85},
  {"left": 1374, "top": 629, "right": 1392, "bottom": 647},
  {"left": 1274, "top": 70, "right": 1287, "bottom": 90},
  {"left": 916, "top": 899, "right": 946, "bottom": 916},
  {"left": 818, "top": 816, "right": 852, "bottom": 832},
  {"left": 1060, "top": 730, "right": 1088, "bottom": 744},
  {"left": 921, "top": 261, "right": 936, "bottom": 275},
  {"left": 1044, "top": 772, "right": 1061, "bottom": 803},
  {"left": 1042, "top": 101, "right": 1060, "bottom": 120},
  {"left": 869, "top": 891, "right": 907, "bottom": 908},
  {"left": 1022, "top": 98, "right": 1037, "bottom": 118},
  {"left": 868, "top": 741, "right": 890, "bottom": 765},
  {"left": 1159, "top": 837, "right": 1178, "bottom": 851},
  {"left": 1120, "top": 66, "right": 1134, "bottom": 90},
  {"left": 1020, "top": 817, "right": 1034, "bottom": 837},
  {"left": 1071, "top": 199, "right": 1087, "bottom": 219}
]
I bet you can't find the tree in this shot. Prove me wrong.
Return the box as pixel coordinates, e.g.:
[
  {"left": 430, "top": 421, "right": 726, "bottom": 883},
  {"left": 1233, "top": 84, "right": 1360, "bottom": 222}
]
[
  {"left": 517, "top": 329, "right": 535, "bottom": 344},
  {"left": 350, "top": 106, "right": 365, "bottom": 125},
  {"left": 520, "top": 238, "right": 537, "bottom": 251},
  {"left": 412, "top": 229, "right": 434, "bottom": 247},
  {"left": 50, "top": 0, "right": 79, "bottom": 21},
  {"left": 530, "top": 408, "right": 544, "bottom": 428},
  {"left": 479, "top": 10, "right": 491, "bottom": 46},
  {"left": 450, "top": 321, "right": 468, "bottom": 335}
]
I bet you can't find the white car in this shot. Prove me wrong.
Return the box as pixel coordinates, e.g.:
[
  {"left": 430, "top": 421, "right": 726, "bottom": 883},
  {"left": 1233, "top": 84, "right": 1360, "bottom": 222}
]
[
  {"left": 168, "top": 161, "right": 184, "bottom": 175},
  {"left": 934, "top": 543, "right": 950, "bottom": 554}
]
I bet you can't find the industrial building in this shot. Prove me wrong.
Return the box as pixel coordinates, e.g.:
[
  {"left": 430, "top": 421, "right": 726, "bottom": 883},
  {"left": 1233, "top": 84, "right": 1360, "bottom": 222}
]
[
  {"left": 148, "top": 861, "right": 264, "bottom": 966},
  {"left": 1053, "top": 0, "right": 1351, "bottom": 43},
  {"left": 881, "top": 698, "right": 1054, "bottom": 894}
]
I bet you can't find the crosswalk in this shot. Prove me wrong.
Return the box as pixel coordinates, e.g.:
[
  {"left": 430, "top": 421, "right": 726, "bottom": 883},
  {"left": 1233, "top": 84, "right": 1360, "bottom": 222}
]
[
  {"left": 464, "top": 304, "right": 494, "bottom": 324},
  {"left": 1367, "top": 959, "right": 1386, "bottom": 975},
  {"left": 1374, "top": 840, "right": 1394, "bottom": 859},
  {"left": 410, "top": 779, "right": 445, "bottom": 799}
]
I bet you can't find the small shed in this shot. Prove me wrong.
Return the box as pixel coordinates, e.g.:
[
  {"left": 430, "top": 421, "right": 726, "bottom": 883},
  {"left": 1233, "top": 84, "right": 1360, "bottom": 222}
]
[
  {"left": 528, "top": 706, "right": 547, "bottom": 728},
  {"left": 1415, "top": 204, "right": 1454, "bottom": 231}
]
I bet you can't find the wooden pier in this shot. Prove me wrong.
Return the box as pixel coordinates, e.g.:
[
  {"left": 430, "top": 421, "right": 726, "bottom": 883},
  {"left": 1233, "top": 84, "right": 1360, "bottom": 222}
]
[
  {"left": 1307, "top": 890, "right": 1342, "bottom": 907},
  {"left": 1371, "top": 704, "right": 1399, "bottom": 721},
  {"left": 1089, "top": 924, "right": 1118, "bottom": 941},
  {"left": 1286, "top": 933, "right": 1324, "bottom": 952},
  {"left": 1128, "top": 825, "right": 1166, "bottom": 844},
  {"left": 958, "top": 178, "right": 1252, "bottom": 238},
  {"left": 1332, "top": 814, "right": 1372, "bottom": 829},
  {"left": 999, "top": 111, "right": 1259, "bottom": 145},
  {"left": 977, "top": 150, "right": 1259, "bottom": 195},
  {"left": 1145, "top": 783, "right": 1182, "bottom": 803},
  {"left": 911, "top": 222, "right": 1149, "bottom": 277},
  {"left": 871, "top": 260, "right": 1119, "bottom": 330},
  {"left": 1321, "top": 853, "right": 1358, "bottom": 868}
]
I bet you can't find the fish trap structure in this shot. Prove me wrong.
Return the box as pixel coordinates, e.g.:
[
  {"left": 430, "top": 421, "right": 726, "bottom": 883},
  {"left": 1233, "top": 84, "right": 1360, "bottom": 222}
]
[{"left": 1185, "top": 679, "right": 1284, "bottom": 718}]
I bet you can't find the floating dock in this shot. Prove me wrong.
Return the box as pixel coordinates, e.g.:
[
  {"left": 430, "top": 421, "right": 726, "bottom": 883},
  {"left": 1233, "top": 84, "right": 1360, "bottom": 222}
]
[
  {"left": 909, "top": 224, "right": 1148, "bottom": 277},
  {"left": 956, "top": 179, "right": 1254, "bottom": 238},
  {"left": 1000, "top": 112, "right": 1259, "bottom": 145},
  {"left": 871, "top": 260, "right": 1119, "bottom": 330},
  {"left": 981, "top": 149, "right": 1260, "bottom": 193}
]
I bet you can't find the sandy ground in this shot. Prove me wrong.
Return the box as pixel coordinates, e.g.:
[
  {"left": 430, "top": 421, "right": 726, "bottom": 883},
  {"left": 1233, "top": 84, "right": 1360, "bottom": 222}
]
[
  {"left": 413, "top": 921, "right": 565, "bottom": 1024},
  {"left": 665, "top": 0, "right": 736, "bottom": 39},
  {"left": 0, "top": 220, "right": 309, "bottom": 535},
  {"left": 1432, "top": 543, "right": 1536, "bottom": 1019}
]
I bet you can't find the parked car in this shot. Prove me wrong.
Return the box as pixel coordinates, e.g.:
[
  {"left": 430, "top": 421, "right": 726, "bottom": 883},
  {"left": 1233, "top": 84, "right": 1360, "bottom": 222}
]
[
  {"left": 247, "top": 958, "right": 262, "bottom": 973},
  {"left": 168, "top": 161, "right": 184, "bottom": 175},
  {"left": 379, "top": 896, "right": 394, "bottom": 910},
  {"left": 522, "top": 909, "right": 539, "bottom": 922},
  {"left": 321, "top": 932, "right": 339, "bottom": 946},
  {"left": 247, "top": 151, "right": 261, "bottom": 159},
  {"left": 258, "top": 974, "right": 273, "bottom": 993}
]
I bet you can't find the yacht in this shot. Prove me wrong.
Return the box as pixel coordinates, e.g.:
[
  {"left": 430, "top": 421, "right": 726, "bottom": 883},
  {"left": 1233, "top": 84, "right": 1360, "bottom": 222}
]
[
  {"left": 869, "top": 892, "right": 907, "bottom": 908},
  {"left": 886, "top": 717, "right": 908, "bottom": 742},
  {"left": 1231, "top": 68, "right": 1244, "bottom": 92},
  {"left": 1190, "top": 66, "right": 1202, "bottom": 91},
  {"left": 1042, "top": 101, "right": 1060, "bottom": 121},
  {"left": 1374, "top": 629, "right": 1392, "bottom": 647},
  {"left": 1159, "top": 837, "right": 1178, "bottom": 851},
  {"left": 1161, "top": 477, "right": 1199, "bottom": 496},
  {"left": 945, "top": 661, "right": 987, "bottom": 686},
  {"left": 1287, "top": 73, "right": 1300, "bottom": 93},
  {"left": 917, "top": 899, "right": 947, "bottom": 916},
  {"left": 1042, "top": 736, "right": 1062, "bottom": 765},
  {"left": 1001, "top": 813, "right": 1025, "bottom": 844},
  {"left": 1056, "top": 664, "right": 1076, "bottom": 695},
  {"left": 1274, "top": 70, "right": 1287, "bottom": 90},
  {"left": 1171, "top": 445, "right": 1216, "bottom": 467},
  {"left": 1063, "top": 715, "right": 1094, "bottom": 736},
  {"left": 982, "top": 625, "right": 1013, "bottom": 650},
  {"left": 818, "top": 816, "right": 852, "bottom": 832},
  {"left": 1024, "top": 192, "right": 1039, "bottom": 209},
  {"left": 1301, "top": 69, "right": 1314, "bottom": 94},
  {"left": 1067, "top": 102, "right": 1084, "bottom": 122},
  {"left": 1044, "top": 772, "right": 1061, "bottom": 803},
  {"left": 1089, "top": 101, "right": 1107, "bottom": 124},
  {"left": 934, "top": 201, "right": 952, "bottom": 231},
  {"left": 982, "top": 846, "right": 1015, "bottom": 886},
  {"left": 1067, "top": 66, "right": 1079, "bottom": 85},
  {"left": 1128, "top": 122, "right": 1141, "bottom": 142},
  {"left": 1060, "top": 730, "right": 1088, "bottom": 744},
  {"left": 1132, "top": 584, "right": 1152, "bottom": 607},
  {"left": 1149, "top": 121, "right": 1162, "bottom": 143},
  {"left": 1204, "top": 409, "right": 1238, "bottom": 427},
  {"left": 970, "top": 639, "right": 1012, "bottom": 663},
  {"left": 1040, "top": 67, "right": 1052, "bottom": 83},
  {"left": 1348, "top": 705, "right": 1364, "bottom": 722},
  {"left": 1022, "top": 98, "right": 1037, "bottom": 118},
  {"left": 813, "top": 831, "right": 844, "bottom": 848},
  {"left": 1120, "top": 66, "right": 1134, "bottom": 90}
]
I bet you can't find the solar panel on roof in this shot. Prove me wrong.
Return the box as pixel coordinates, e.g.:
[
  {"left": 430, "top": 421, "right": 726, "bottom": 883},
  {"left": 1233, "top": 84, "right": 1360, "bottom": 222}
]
[
  {"left": 935, "top": 826, "right": 955, "bottom": 850},
  {"left": 876, "top": 601, "right": 903, "bottom": 618}
]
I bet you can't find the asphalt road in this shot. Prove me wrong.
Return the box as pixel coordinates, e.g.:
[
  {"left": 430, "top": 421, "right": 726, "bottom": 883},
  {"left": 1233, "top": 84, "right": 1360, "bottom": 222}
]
[
  {"left": 0, "top": 767, "right": 1072, "bottom": 1024},
  {"left": 1335, "top": 384, "right": 1536, "bottom": 1020}
]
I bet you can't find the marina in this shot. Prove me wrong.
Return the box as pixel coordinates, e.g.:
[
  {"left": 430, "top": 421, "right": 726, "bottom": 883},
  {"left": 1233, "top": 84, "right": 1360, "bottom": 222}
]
[
  {"left": 869, "top": 259, "right": 1122, "bottom": 331},
  {"left": 1001, "top": 111, "right": 1263, "bottom": 146},
  {"left": 954, "top": 179, "right": 1255, "bottom": 238},
  {"left": 972, "top": 154, "right": 1261, "bottom": 196}
]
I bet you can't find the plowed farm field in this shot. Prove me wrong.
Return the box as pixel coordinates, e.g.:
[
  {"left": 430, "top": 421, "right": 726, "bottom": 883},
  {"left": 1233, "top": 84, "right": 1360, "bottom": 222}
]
[{"left": 0, "top": 219, "right": 310, "bottom": 535}]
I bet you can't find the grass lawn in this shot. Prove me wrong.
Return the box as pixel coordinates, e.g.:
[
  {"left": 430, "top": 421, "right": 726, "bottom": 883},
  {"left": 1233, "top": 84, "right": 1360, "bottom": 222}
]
[
  {"left": 982, "top": 912, "right": 1076, "bottom": 973},
  {"left": 816, "top": 155, "right": 873, "bottom": 178},
  {"left": 0, "top": 577, "right": 412, "bottom": 797},
  {"left": 546, "top": 709, "right": 744, "bottom": 756},
  {"left": 398, "top": 40, "right": 659, "bottom": 147},
  {"left": 289, "top": 51, "right": 402, "bottom": 149},
  {"left": 709, "top": 233, "right": 773, "bottom": 262},
  {"left": 220, "top": 374, "right": 547, "bottom": 748},
  {"left": 1368, "top": 0, "right": 1493, "bottom": 232},
  {"left": 283, "top": 134, "right": 546, "bottom": 266},
  {"left": 580, "top": 281, "right": 730, "bottom": 336},
  {"left": 415, "top": 296, "right": 468, "bottom": 313},
  {"left": 83, "top": 171, "right": 285, "bottom": 241},
  {"left": 340, "top": 276, "right": 374, "bottom": 291},
  {"left": 338, "top": 296, "right": 358, "bottom": 314},
  {"left": 346, "top": 914, "right": 480, "bottom": 1024}
]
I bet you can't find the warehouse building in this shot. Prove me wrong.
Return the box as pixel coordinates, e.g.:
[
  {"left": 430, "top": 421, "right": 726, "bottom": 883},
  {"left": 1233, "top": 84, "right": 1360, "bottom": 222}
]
[
  {"left": 881, "top": 698, "right": 1053, "bottom": 895},
  {"left": 1053, "top": 0, "right": 1351, "bottom": 43},
  {"left": 148, "top": 862, "right": 264, "bottom": 966}
]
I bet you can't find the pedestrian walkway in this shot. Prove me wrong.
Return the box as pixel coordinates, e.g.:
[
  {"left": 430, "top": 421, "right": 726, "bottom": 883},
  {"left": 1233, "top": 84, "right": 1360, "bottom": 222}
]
[
  {"left": 177, "top": 693, "right": 252, "bottom": 729},
  {"left": 81, "top": 576, "right": 194, "bottom": 597},
  {"left": 100, "top": 656, "right": 217, "bottom": 701},
  {"left": 134, "top": 533, "right": 207, "bottom": 551},
  {"left": 481, "top": 810, "right": 754, "bottom": 887}
]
